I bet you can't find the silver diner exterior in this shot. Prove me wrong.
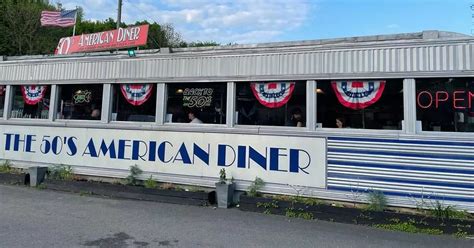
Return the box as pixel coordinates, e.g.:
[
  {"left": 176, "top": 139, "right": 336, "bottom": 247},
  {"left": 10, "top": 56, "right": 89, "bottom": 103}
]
[{"left": 0, "top": 30, "right": 473, "bottom": 212}]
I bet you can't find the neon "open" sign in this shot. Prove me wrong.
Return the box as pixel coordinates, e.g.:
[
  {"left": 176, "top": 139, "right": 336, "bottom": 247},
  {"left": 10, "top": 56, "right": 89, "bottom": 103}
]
[{"left": 417, "top": 90, "right": 474, "bottom": 110}]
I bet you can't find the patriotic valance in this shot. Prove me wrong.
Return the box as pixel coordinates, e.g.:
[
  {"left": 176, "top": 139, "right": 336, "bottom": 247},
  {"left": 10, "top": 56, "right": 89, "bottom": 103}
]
[
  {"left": 120, "top": 84, "right": 154, "bottom": 106},
  {"left": 331, "top": 81, "right": 385, "bottom": 110},
  {"left": 21, "top": 85, "right": 48, "bottom": 105},
  {"left": 251, "top": 82, "right": 295, "bottom": 108}
]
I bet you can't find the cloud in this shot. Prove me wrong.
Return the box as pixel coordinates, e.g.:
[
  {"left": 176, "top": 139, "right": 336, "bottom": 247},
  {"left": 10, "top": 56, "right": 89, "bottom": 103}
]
[{"left": 63, "top": 0, "right": 313, "bottom": 44}]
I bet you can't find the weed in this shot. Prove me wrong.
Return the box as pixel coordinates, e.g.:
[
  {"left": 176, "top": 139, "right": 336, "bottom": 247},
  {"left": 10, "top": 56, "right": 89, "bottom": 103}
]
[
  {"left": 285, "top": 208, "right": 314, "bottom": 220},
  {"left": 389, "top": 218, "right": 400, "bottom": 223},
  {"left": 125, "top": 165, "right": 142, "bottom": 186},
  {"left": 291, "top": 196, "right": 323, "bottom": 206},
  {"left": 79, "top": 191, "right": 92, "bottom": 196},
  {"left": 428, "top": 200, "right": 470, "bottom": 221},
  {"left": 366, "top": 190, "right": 387, "bottom": 212},
  {"left": 374, "top": 222, "right": 443, "bottom": 235},
  {"left": 256, "top": 201, "right": 279, "bottom": 209},
  {"left": 48, "top": 165, "right": 73, "bottom": 180},
  {"left": 247, "top": 177, "right": 265, "bottom": 197},
  {"left": 218, "top": 168, "right": 226, "bottom": 184},
  {"left": 144, "top": 175, "right": 158, "bottom": 189},
  {"left": 263, "top": 209, "right": 271, "bottom": 215},
  {"left": 36, "top": 184, "right": 47, "bottom": 190},
  {"left": 454, "top": 230, "right": 468, "bottom": 238},
  {"left": 0, "top": 160, "right": 12, "bottom": 173}
]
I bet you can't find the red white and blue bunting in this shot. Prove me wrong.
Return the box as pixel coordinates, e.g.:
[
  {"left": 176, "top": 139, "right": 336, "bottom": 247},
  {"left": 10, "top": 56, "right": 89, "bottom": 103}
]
[
  {"left": 21, "top": 85, "right": 48, "bottom": 105},
  {"left": 331, "top": 80, "right": 385, "bottom": 110},
  {"left": 120, "top": 84, "right": 154, "bottom": 106},
  {"left": 250, "top": 82, "right": 295, "bottom": 108}
]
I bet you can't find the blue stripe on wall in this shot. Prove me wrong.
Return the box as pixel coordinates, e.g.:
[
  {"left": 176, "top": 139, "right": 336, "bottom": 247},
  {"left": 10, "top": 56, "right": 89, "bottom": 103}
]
[
  {"left": 328, "top": 172, "right": 474, "bottom": 190},
  {"left": 328, "top": 136, "right": 474, "bottom": 147},
  {"left": 328, "top": 148, "right": 474, "bottom": 161},
  {"left": 328, "top": 160, "right": 474, "bottom": 175},
  {"left": 327, "top": 185, "right": 474, "bottom": 203}
]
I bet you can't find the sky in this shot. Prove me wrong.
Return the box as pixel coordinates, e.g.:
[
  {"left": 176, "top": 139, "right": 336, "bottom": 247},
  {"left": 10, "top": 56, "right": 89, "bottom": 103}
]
[{"left": 61, "top": 0, "right": 473, "bottom": 45}]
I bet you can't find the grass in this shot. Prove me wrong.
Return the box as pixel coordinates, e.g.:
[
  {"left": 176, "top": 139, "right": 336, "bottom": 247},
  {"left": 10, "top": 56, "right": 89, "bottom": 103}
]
[
  {"left": 374, "top": 222, "right": 443, "bottom": 235},
  {"left": 144, "top": 175, "right": 158, "bottom": 189},
  {"left": 285, "top": 208, "right": 314, "bottom": 220},
  {"left": 48, "top": 165, "right": 73, "bottom": 180},
  {"left": 0, "top": 160, "right": 12, "bottom": 173}
]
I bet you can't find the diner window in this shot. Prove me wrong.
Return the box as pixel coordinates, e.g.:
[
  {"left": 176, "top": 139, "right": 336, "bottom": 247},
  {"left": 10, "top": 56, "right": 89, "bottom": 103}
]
[
  {"left": 11, "top": 85, "right": 50, "bottom": 119},
  {"left": 111, "top": 84, "right": 156, "bottom": 122},
  {"left": 416, "top": 78, "right": 474, "bottom": 132},
  {"left": 236, "top": 81, "right": 306, "bottom": 127},
  {"left": 0, "top": 86, "right": 5, "bottom": 117},
  {"left": 166, "top": 83, "right": 227, "bottom": 124},
  {"left": 56, "top": 84, "right": 103, "bottom": 120},
  {"left": 317, "top": 79, "right": 403, "bottom": 129}
]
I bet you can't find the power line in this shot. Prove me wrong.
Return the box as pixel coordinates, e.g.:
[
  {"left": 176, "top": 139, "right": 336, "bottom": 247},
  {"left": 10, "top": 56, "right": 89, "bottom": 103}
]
[{"left": 122, "top": 0, "right": 163, "bottom": 48}]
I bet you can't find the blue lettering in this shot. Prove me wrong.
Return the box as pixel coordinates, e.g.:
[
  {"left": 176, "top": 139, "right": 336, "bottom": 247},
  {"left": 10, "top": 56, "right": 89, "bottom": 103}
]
[
  {"left": 25, "top": 135, "right": 36, "bottom": 153},
  {"left": 118, "top": 139, "right": 131, "bottom": 160},
  {"left": 237, "top": 146, "right": 246, "bottom": 168},
  {"left": 217, "top": 144, "right": 235, "bottom": 167},
  {"left": 67, "top": 137, "right": 77, "bottom": 156},
  {"left": 4, "top": 133, "right": 13, "bottom": 151},
  {"left": 269, "top": 147, "right": 287, "bottom": 172},
  {"left": 148, "top": 141, "right": 157, "bottom": 161},
  {"left": 289, "top": 149, "right": 311, "bottom": 174},
  {"left": 99, "top": 140, "right": 117, "bottom": 158},
  {"left": 173, "top": 143, "right": 192, "bottom": 164},
  {"left": 132, "top": 140, "right": 148, "bottom": 161},
  {"left": 248, "top": 147, "right": 267, "bottom": 170},
  {"left": 82, "top": 138, "right": 98, "bottom": 157},
  {"left": 158, "top": 141, "right": 173, "bottom": 163},
  {"left": 193, "top": 143, "right": 209, "bottom": 165}
]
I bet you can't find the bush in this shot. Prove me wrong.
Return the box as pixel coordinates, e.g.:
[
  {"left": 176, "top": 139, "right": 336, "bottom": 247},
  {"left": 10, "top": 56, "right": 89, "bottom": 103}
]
[
  {"left": 144, "top": 175, "right": 157, "bottom": 189},
  {"left": 0, "top": 160, "right": 12, "bottom": 173},
  {"left": 48, "top": 165, "right": 73, "bottom": 180},
  {"left": 126, "top": 165, "right": 143, "bottom": 186},
  {"left": 366, "top": 190, "right": 387, "bottom": 212},
  {"left": 247, "top": 177, "right": 265, "bottom": 197},
  {"left": 428, "top": 200, "right": 471, "bottom": 221}
]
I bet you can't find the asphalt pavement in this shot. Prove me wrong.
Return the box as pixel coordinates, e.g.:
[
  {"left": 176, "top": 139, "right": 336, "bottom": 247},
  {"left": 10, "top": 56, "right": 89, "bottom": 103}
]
[{"left": 0, "top": 185, "right": 472, "bottom": 248}]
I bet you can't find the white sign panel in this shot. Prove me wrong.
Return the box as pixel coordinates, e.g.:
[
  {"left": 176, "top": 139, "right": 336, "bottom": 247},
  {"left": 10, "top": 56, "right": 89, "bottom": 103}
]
[{"left": 0, "top": 125, "right": 327, "bottom": 188}]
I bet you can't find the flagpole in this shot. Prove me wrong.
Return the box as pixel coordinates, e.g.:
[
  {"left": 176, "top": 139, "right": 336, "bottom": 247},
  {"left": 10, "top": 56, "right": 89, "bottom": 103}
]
[{"left": 72, "top": 7, "right": 78, "bottom": 36}]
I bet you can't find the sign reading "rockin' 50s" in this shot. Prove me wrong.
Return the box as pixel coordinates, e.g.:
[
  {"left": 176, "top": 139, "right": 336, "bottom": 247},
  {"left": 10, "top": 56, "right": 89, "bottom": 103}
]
[{"left": 0, "top": 126, "right": 327, "bottom": 188}]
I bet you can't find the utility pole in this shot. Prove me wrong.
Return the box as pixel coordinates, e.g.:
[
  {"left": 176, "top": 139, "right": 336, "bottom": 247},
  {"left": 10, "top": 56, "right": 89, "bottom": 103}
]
[{"left": 117, "top": 0, "right": 122, "bottom": 29}]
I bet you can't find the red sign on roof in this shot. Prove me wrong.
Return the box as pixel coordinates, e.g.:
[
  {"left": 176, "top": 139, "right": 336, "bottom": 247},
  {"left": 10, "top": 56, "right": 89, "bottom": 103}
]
[{"left": 55, "top": 24, "right": 149, "bottom": 55}]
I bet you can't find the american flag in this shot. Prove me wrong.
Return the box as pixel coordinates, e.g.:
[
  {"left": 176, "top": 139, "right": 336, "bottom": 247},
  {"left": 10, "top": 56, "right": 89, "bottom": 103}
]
[{"left": 40, "top": 9, "right": 77, "bottom": 27}]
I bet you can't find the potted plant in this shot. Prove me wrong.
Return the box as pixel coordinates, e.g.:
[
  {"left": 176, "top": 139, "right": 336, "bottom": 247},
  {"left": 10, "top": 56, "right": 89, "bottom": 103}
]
[{"left": 215, "top": 168, "right": 234, "bottom": 208}]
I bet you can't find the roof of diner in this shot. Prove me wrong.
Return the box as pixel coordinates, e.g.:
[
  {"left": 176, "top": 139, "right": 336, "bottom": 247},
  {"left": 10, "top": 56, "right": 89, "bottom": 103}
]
[{"left": 1, "top": 30, "right": 472, "bottom": 63}]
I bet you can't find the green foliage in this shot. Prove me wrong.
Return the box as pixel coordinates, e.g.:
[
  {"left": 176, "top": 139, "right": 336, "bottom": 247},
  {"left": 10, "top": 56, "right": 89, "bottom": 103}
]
[
  {"left": 374, "top": 222, "right": 443, "bottom": 235},
  {"left": 366, "top": 190, "right": 387, "bottom": 212},
  {"left": 247, "top": 177, "right": 265, "bottom": 197},
  {"left": 454, "top": 230, "right": 468, "bottom": 238},
  {"left": 48, "top": 165, "right": 73, "bottom": 180},
  {"left": 428, "top": 200, "right": 471, "bottom": 221},
  {"left": 126, "top": 165, "right": 143, "bottom": 186},
  {"left": 0, "top": 2, "right": 204, "bottom": 56},
  {"left": 285, "top": 208, "right": 314, "bottom": 220},
  {"left": 144, "top": 175, "right": 158, "bottom": 189},
  {"left": 256, "top": 201, "right": 279, "bottom": 210},
  {"left": 0, "top": 160, "right": 12, "bottom": 173},
  {"left": 291, "top": 196, "right": 322, "bottom": 206},
  {"left": 218, "top": 168, "right": 226, "bottom": 184}
]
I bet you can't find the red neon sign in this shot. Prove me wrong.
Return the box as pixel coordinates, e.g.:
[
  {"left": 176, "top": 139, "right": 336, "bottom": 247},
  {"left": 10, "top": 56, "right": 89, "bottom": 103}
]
[
  {"left": 55, "top": 24, "right": 149, "bottom": 55},
  {"left": 417, "top": 90, "right": 474, "bottom": 110}
]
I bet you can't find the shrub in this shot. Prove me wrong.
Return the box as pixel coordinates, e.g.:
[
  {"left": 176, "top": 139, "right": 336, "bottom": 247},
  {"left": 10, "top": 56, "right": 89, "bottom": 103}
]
[
  {"left": 144, "top": 175, "right": 158, "bottom": 189},
  {"left": 48, "top": 165, "right": 73, "bottom": 180},
  {"left": 366, "top": 190, "right": 387, "bottom": 212},
  {"left": 218, "top": 168, "right": 226, "bottom": 184},
  {"left": 428, "top": 200, "right": 471, "bottom": 221},
  {"left": 0, "top": 160, "right": 12, "bottom": 173},
  {"left": 247, "top": 177, "right": 265, "bottom": 197},
  {"left": 126, "top": 165, "right": 143, "bottom": 186}
]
